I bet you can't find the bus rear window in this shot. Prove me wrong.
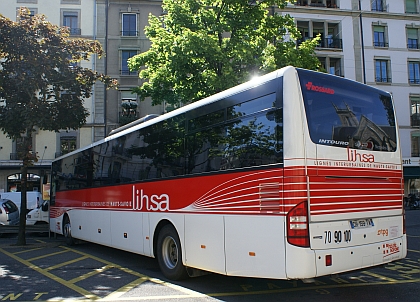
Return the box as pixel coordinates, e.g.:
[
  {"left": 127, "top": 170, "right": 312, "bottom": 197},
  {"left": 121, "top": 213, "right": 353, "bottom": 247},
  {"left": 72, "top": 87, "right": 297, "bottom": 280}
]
[{"left": 297, "top": 69, "right": 397, "bottom": 152}]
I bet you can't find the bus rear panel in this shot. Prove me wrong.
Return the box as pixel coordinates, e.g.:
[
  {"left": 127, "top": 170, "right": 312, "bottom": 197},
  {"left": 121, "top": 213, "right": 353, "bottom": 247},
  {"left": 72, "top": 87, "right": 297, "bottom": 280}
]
[{"left": 284, "top": 68, "right": 405, "bottom": 279}]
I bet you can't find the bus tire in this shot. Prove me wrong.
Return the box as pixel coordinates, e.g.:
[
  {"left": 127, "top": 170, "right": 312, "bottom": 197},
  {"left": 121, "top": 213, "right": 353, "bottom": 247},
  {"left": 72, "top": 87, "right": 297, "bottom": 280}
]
[
  {"left": 157, "top": 224, "right": 188, "bottom": 280},
  {"left": 63, "top": 215, "right": 75, "bottom": 246}
]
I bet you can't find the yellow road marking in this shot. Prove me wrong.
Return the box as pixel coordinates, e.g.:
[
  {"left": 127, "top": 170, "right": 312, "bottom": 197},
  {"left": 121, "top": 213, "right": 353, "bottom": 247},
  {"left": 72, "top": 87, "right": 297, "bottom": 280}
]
[
  {"left": 68, "top": 264, "right": 113, "bottom": 284},
  {"left": 60, "top": 246, "right": 146, "bottom": 278},
  {"left": 102, "top": 276, "right": 150, "bottom": 301},
  {"left": 361, "top": 270, "right": 397, "bottom": 282},
  {"left": 27, "top": 249, "right": 69, "bottom": 261},
  {"left": 0, "top": 246, "right": 100, "bottom": 300},
  {"left": 407, "top": 235, "right": 420, "bottom": 238},
  {"left": 13, "top": 247, "right": 44, "bottom": 255},
  {"left": 408, "top": 249, "right": 420, "bottom": 254},
  {"left": 61, "top": 246, "right": 208, "bottom": 298},
  {"left": 206, "top": 278, "right": 420, "bottom": 298},
  {"left": 45, "top": 255, "right": 90, "bottom": 272}
]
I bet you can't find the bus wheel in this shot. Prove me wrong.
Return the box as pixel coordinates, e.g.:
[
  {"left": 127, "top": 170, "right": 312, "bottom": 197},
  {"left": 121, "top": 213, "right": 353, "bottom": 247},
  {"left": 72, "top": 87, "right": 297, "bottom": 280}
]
[
  {"left": 63, "top": 215, "right": 75, "bottom": 246},
  {"left": 157, "top": 225, "right": 188, "bottom": 280}
]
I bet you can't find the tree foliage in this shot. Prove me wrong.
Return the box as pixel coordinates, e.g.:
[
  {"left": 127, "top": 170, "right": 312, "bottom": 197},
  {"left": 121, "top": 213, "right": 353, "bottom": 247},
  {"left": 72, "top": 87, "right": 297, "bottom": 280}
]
[
  {"left": 0, "top": 8, "right": 117, "bottom": 245},
  {"left": 129, "top": 0, "right": 320, "bottom": 107},
  {"left": 0, "top": 8, "right": 117, "bottom": 138}
]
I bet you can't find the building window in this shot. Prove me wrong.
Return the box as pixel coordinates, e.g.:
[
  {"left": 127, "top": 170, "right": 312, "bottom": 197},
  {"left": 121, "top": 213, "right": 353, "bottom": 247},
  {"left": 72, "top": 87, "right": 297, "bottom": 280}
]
[
  {"left": 406, "top": 0, "right": 419, "bottom": 13},
  {"left": 122, "top": 13, "right": 137, "bottom": 36},
  {"left": 17, "top": 0, "right": 37, "bottom": 3},
  {"left": 60, "top": 136, "right": 77, "bottom": 155},
  {"left": 409, "top": 61, "right": 420, "bottom": 84},
  {"left": 121, "top": 50, "right": 137, "bottom": 75},
  {"left": 411, "top": 131, "right": 420, "bottom": 156},
  {"left": 297, "top": 20, "right": 342, "bottom": 49},
  {"left": 375, "top": 59, "right": 391, "bottom": 83},
  {"left": 318, "top": 57, "right": 342, "bottom": 76},
  {"left": 373, "top": 25, "right": 388, "bottom": 47},
  {"left": 372, "top": 0, "right": 386, "bottom": 12},
  {"left": 407, "top": 28, "right": 419, "bottom": 49},
  {"left": 62, "top": 11, "right": 80, "bottom": 35},
  {"left": 11, "top": 135, "right": 35, "bottom": 160},
  {"left": 411, "top": 95, "right": 420, "bottom": 127}
]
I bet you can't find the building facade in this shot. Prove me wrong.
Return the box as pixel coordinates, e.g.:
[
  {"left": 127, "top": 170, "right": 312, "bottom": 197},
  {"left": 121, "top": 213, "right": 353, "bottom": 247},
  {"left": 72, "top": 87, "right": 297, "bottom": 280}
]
[
  {"left": 0, "top": 0, "right": 164, "bottom": 193},
  {"left": 0, "top": 0, "right": 99, "bottom": 192},
  {"left": 0, "top": 0, "right": 419, "bottom": 195}
]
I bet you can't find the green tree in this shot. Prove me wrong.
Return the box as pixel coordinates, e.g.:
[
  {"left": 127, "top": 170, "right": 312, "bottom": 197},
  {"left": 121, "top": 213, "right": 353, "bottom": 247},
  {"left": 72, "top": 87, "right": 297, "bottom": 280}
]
[
  {"left": 0, "top": 8, "right": 117, "bottom": 245},
  {"left": 128, "top": 0, "right": 320, "bottom": 107}
]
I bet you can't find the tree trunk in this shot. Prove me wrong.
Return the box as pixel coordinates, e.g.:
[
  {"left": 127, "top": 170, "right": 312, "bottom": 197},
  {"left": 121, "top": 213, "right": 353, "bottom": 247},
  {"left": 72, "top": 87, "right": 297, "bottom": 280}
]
[
  {"left": 16, "top": 133, "right": 33, "bottom": 246},
  {"left": 16, "top": 165, "right": 28, "bottom": 246}
]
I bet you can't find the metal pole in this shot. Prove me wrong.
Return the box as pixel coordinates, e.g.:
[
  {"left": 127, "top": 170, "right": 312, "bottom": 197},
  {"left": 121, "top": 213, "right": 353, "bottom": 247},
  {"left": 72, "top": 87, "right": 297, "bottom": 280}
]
[
  {"left": 359, "top": 0, "right": 366, "bottom": 84},
  {"left": 104, "top": 0, "right": 109, "bottom": 137}
]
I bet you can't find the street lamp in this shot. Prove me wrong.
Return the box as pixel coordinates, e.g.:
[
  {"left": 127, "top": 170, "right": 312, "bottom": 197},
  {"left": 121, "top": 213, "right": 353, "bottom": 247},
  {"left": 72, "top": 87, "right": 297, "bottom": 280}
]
[{"left": 359, "top": 0, "right": 366, "bottom": 84}]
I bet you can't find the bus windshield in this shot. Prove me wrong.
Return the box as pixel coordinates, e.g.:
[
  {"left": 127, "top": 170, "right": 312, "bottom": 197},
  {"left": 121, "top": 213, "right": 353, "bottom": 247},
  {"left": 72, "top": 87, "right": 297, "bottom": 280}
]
[{"left": 297, "top": 69, "right": 397, "bottom": 152}]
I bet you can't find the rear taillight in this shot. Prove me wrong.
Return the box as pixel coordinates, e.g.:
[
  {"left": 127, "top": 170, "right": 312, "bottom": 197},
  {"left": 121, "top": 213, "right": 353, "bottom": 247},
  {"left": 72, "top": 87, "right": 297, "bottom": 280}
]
[{"left": 287, "top": 200, "right": 310, "bottom": 247}]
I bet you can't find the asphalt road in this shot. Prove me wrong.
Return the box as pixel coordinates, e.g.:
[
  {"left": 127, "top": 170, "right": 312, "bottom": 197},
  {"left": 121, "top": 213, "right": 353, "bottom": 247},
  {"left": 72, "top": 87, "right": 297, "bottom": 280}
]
[{"left": 0, "top": 209, "right": 419, "bottom": 301}]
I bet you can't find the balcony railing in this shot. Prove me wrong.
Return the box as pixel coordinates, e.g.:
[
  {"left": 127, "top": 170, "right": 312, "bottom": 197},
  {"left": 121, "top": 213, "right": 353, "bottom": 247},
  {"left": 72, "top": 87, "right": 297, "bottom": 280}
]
[
  {"left": 373, "top": 41, "right": 389, "bottom": 47},
  {"left": 10, "top": 152, "right": 38, "bottom": 160},
  {"left": 410, "top": 78, "right": 420, "bottom": 84},
  {"left": 69, "top": 28, "right": 81, "bottom": 35},
  {"left": 320, "top": 37, "right": 342, "bottom": 49},
  {"left": 408, "top": 41, "right": 419, "bottom": 49},
  {"left": 121, "top": 69, "right": 138, "bottom": 76},
  {"left": 372, "top": 7, "right": 387, "bottom": 12},
  {"left": 375, "top": 77, "right": 392, "bottom": 83},
  {"left": 298, "top": 37, "right": 342, "bottom": 49},
  {"left": 294, "top": 1, "right": 338, "bottom": 8},
  {"left": 121, "top": 31, "right": 138, "bottom": 37}
]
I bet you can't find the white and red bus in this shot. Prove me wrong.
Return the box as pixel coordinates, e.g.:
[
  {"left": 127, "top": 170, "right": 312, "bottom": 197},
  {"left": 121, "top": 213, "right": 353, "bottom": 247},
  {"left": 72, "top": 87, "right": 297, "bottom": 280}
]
[{"left": 50, "top": 66, "right": 406, "bottom": 280}]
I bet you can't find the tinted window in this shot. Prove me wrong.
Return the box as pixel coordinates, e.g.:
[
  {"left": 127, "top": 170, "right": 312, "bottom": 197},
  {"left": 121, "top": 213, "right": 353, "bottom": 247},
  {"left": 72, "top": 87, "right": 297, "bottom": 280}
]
[
  {"left": 186, "top": 94, "right": 282, "bottom": 174},
  {"left": 4, "top": 200, "right": 18, "bottom": 213},
  {"left": 227, "top": 93, "right": 276, "bottom": 119},
  {"left": 297, "top": 69, "right": 397, "bottom": 152},
  {"left": 52, "top": 77, "right": 284, "bottom": 191},
  {"left": 127, "top": 115, "right": 186, "bottom": 180}
]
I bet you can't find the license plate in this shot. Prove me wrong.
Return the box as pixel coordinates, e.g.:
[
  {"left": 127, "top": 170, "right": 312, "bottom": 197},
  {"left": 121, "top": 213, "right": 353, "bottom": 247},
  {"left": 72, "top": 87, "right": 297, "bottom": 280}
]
[{"left": 350, "top": 218, "right": 374, "bottom": 229}]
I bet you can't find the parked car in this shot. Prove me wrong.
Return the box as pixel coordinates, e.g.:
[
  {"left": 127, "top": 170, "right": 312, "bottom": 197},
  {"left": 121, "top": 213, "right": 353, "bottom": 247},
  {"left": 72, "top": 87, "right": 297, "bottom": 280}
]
[
  {"left": 0, "top": 199, "right": 20, "bottom": 226},
  {"left": 0, "top": 192, "right": 43, "bottom": 214}
]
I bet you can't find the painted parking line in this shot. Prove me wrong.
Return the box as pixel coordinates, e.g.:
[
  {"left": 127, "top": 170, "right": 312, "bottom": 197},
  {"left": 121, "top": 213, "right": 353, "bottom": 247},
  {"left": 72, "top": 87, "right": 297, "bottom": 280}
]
[
  {"left": 0, "top": 244, "right": 211, "bottom": 301},
  {"left": 0, "top": 246, "right": 100, "bottom": 300}
]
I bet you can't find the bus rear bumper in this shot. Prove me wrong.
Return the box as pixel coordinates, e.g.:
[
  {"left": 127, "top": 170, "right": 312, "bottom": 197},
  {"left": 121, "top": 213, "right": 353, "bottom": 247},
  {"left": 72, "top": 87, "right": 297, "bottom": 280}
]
[{"left": 314, "top": 235, "right": 407, "bottom": 277}]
